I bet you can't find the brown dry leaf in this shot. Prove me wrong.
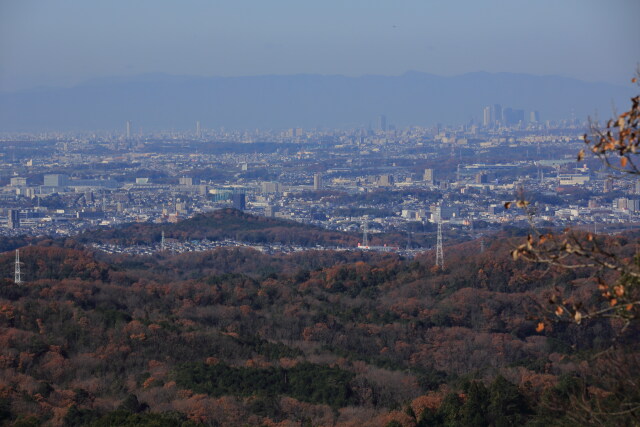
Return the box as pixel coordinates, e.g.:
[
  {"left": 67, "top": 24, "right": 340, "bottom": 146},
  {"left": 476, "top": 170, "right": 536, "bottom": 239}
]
[
  {"left": 535, "top": 322, "right": 545, "bottom": 332},
  {"left": 621, "top": 157, "right": 628, "bottom": 168},
  {"left": 574, "top": 311, "right": 582, "bottom": 324},
  {"left": 555, "top": 306, "right": 564, "bottom": 316},
  {"left": 504, "top": 202, "right": 512, "bottom": 209}
]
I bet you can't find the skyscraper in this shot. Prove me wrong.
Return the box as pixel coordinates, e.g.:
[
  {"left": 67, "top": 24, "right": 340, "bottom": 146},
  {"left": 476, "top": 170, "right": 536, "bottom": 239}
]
[
  {"left": 423, "top": 168, "right": 434, "bottom": 184},
  {"left": 502, "top": 107, "right": 513, "bottom": 125},
  {"left": 8, "top": 209, "right": 20, "bottom": 229},
  {"left": 377, "top": 174, "right": 394, "bottom": 187},
  {"left": 475, "top": 172, "right": 488, "bottom": 184},
  {"left": 196, "top": 121, "right": 201, "bottom": 138},
  {"left": 126, "top": 120, "right": 132, "bottom": 139},
  {"left": 492, "top": 104, "right": 502, "bottom": 126},
  {"left": 604, "top": 178, "right": 614, "bottom": 193},
  {"left": 313, "top": 173, "right": 323, "bottom": 190},
  {"left": 377, "top": 115, "right": 387, "bottom": 132},
  {"left": 501, "top": 108, "right": 524, "bottom": 126},
  {"left": 483, "top": 106, "right": 492, "bottom": 127},
  {"left": 530, "top": 111, "right": 540, "bottom": 123},
  {"left": 232, "top": 193, "right": 246, "bottom": 211}
]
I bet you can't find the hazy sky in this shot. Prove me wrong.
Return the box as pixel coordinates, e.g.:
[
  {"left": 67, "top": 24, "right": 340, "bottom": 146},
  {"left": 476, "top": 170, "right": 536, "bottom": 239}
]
[{"left": 1, "top": 0, "right": 638, "bottom": 91}]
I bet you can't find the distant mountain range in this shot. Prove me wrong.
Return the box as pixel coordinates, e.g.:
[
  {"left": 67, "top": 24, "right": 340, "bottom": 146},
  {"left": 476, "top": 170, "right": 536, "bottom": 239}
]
[{"left": 0, "top": 71, "right": 634, "bottom": 132}]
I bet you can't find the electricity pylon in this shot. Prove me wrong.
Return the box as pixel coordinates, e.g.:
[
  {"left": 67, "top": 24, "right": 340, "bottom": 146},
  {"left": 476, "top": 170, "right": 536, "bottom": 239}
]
[
  {"left": 14, "top": 249, "right": 23, "bottom": 285},
  {"left": 362, "top": 221, "right": 369, "bottom": 247},
  {"left": 435, "top": 220, "right": 444, "bottom": 268}
]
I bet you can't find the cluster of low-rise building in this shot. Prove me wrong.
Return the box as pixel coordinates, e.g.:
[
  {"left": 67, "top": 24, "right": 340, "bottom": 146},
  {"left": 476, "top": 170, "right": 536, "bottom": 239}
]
[{"left": 1, "top": 122, "right": 638, "bottom": 246}]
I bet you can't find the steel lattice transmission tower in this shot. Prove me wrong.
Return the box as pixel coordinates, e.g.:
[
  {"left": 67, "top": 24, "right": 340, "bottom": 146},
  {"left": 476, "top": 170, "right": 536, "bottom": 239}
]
[
  {"left": 362, "top": 221, "right": 369, "bottom": 247},
  {"left": 14, "top": 249, "right": 23, "bottom": 285},
  {"left": 435, "top": 220, "right": 444, "bottom": 268}
]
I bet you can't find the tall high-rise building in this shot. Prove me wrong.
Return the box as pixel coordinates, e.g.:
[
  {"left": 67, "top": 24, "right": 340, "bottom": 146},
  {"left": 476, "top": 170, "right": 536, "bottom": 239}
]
[
  {"left": 377, "top": 174, "right": 394, "bottom": 187},
  {"left": 313, "top": 173, "right": 323, "bottom": 190},
  {"left": 377, "top": 115, "right": 387, "bottom": 132},
  {"left": 502, "top": 108, "right": 525, "bottom": 126},
  {"left": 232, "top": 193, "right": 246, "bottom": 211},
  {"left": 126, "top": 120, "right": 132, "bottom": 139},
  {"left": 423, "top": 168, "right": 434, "bottom": 184},
  {"left": 483, "top": 106, "right": 492, "bottom": 127},
  {"left": 475, "top": 172, "right": 489, "bottom": 184},
  {"left": 530, "top": 111, "right": 540, "bottom": 123},
  {"left": 502, "top": 107, "right": 513, "bottom": 125},
  {"left": 604, "top": 178, "right": 614, "bottom": 193},
  {"left": 196, "top": 121, "right": 201, "bottom": 138},
  {"left": 8, "top": 209, "right": 20, "bottom": 229},
  {"left": 492, "top": 104, "right": 502, "bottom": 126},
  {"left": 514, "top": 109, "right": 524, "bottom": 125}
]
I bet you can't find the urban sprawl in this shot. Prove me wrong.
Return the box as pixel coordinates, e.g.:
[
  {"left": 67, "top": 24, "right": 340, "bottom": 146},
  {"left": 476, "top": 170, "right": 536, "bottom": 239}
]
[{"left": 2, "top": 107, "right": 639, "bottom": 254}]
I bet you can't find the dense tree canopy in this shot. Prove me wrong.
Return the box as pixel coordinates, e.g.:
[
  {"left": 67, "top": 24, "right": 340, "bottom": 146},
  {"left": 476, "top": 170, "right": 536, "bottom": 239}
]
[{"left": 1, "top": 224, "right": 637, "bottom": 425}]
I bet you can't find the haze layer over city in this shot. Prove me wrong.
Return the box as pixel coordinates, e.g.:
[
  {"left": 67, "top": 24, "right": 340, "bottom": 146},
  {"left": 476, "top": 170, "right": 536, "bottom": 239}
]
[
  {"left": 1, "top": 0, "right": 638, "bottom": 244},
  {"left": 0, "top": 1, "right": 639, "bottom": 426}
]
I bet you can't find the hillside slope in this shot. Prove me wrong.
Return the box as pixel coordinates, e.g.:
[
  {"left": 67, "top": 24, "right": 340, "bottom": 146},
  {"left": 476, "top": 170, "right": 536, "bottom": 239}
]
[
  {"left": 1, "top": 230, "right": 637, "bottom": 425},
  {"left": 77, "top": 208, "right": 360, "bottom": 247}
]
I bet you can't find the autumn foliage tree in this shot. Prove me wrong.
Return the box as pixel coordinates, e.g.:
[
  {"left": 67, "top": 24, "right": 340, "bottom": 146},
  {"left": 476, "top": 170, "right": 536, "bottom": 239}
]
[
  {"left": 509, "top": 73, "right": 640, "bottom": 328},
  {"left": 508, "top": 72, "right": 640, "bottom": 425}
]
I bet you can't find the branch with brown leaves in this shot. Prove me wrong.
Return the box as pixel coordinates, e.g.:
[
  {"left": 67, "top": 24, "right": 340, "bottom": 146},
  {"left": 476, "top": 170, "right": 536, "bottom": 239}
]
[
  {"left": 511, "top": 229, "right": 639, "bottom": 330},
  {"left": 580, "top": 74, "right": 640, "bottom": 175}
]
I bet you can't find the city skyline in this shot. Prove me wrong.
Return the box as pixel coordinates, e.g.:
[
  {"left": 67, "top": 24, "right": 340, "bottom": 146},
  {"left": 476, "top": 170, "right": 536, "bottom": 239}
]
[
  {"left": 0, "top": 2, "right": 638, "bottom": 425},
  {"left": 0, "top": 70, "right": 632, "bottom": 132}
]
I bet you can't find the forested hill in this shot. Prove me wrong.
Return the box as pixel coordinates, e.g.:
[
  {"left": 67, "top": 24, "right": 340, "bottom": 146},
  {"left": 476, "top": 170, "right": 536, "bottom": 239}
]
[
  {"left": 77, "top": 208, "right": 361, "bottom": 247},
  {"left": 0, "top": 231, "right": 637, "bottom": 426}
]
